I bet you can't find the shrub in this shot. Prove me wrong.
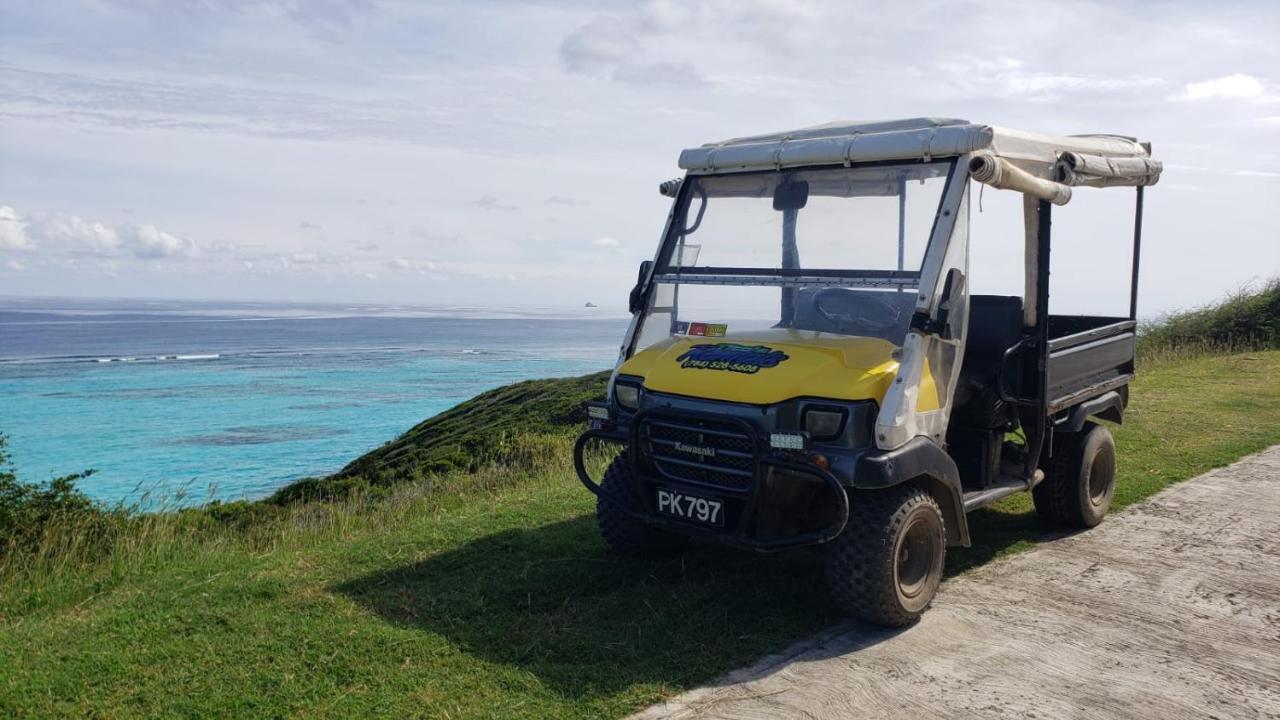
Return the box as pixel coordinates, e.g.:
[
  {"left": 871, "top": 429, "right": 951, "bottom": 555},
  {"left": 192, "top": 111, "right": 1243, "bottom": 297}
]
[
  {"left": 0, "top": 434, "right": 100, "bottom": 556},
  {"left": 1140, "top": 277, "right": 1280, "bottom": 356}
]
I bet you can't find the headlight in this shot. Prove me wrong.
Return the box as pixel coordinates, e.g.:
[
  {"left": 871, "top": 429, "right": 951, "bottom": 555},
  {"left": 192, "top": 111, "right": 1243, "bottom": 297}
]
[
  {"left": 614, "top": 382, "right": 641, "bottom": 411},
  {"left": 803, "top": 408, "right": 845, "bottom": 440}
]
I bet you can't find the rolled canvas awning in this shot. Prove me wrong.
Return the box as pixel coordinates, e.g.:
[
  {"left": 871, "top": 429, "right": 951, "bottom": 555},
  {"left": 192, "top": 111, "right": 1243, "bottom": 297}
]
[{"left": 677, "top": 118, "right": 1161, "bottom": 204}]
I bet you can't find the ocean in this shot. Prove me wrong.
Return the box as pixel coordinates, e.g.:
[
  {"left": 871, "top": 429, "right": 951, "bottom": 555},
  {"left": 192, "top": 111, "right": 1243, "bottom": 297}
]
[{"left": 0, "top": 298, "right": 625, "bottom": 507}]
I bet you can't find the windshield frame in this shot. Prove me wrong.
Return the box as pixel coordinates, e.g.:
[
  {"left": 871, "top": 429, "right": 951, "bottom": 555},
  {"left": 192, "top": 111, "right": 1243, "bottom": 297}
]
[{"left": 651, "top": 157, "right": 959, "bottom": 291}]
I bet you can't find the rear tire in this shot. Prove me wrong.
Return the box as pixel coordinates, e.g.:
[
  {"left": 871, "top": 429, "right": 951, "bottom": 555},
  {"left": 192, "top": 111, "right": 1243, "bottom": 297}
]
[
  {"left": 597, "top": 453, "right": 687, "bottom": 556},
  {"left": 825, "top": 485, "right": 946, "bottom": 627},
  {"left": 1033, "top": 422, "right": 1116, "bottom": 528}
]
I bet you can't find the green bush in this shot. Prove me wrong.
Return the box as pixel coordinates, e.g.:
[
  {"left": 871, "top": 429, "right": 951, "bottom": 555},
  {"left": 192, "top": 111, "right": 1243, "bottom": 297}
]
[
  {"left": 0, "top": 434, "right": 100, "bottom": 556},
  {"left": 1140, "top": 277, "right": 1280, "bottom": 355}
]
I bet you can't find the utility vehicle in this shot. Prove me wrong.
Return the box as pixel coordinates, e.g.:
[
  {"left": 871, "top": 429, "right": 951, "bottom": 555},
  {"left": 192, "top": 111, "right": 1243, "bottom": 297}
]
[{"left": 574, "top": 118, "right": 1160, "bottom": 626}]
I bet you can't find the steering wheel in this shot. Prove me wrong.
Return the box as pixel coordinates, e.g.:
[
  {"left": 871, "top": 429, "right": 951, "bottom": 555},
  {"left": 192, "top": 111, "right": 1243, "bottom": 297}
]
[{"left": 813, "top": 288, "right": 902, "bottom": 336}]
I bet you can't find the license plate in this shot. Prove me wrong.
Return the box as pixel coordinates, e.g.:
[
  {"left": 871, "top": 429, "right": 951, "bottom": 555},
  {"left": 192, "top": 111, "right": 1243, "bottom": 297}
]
[{"left": 655, "top": 487, "right": 725, "bottom": 527}]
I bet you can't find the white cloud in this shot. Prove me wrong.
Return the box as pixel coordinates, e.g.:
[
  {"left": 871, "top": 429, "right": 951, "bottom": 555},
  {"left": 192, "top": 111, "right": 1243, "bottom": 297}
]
[
  {"left": 387, "top": 257, "right": 439, "bottom": 274},
  {"left": 592, "top": 236, "right": 620, "bottom": 247},
  {"left": 560, "top": 15, "right": 636, "bottom": 75},
  {"left": 4, "top": 260, "right": 25, "bottom": 271},
  {"left": 559, "top": 8, "right": 707, "bottom": 86},
  {"left": 36, "top": 214, "right": 121, "bottom": 253},
  {"left": 16, "top": 207, "right": 198, "bottom": 260},
  {"left": 124, "top": 224, "right": 197, "bottom": 259},
  {"left": 1176, "top": 74, "right": 1267, "bottom": 101},
  {"left": 0, "top": 206, "right": 32, "bottom": 250}
]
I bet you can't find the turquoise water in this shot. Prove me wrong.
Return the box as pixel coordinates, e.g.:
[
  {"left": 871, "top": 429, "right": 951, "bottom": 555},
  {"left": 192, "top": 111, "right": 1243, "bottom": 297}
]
[{"left": 0, "top": 299, "right": 624, "bottom": 506}]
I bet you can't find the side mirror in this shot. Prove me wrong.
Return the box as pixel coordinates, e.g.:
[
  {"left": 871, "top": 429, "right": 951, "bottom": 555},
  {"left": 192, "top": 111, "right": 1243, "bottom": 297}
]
[
  {"left": 909, "top": 267, "right": 966, "bottom": 339},
  {"left": 772, "top": 180, "right": 809, "bottom": 211},
  {"left": 629, "top": 260, "right": 654, "bottom": 314}
]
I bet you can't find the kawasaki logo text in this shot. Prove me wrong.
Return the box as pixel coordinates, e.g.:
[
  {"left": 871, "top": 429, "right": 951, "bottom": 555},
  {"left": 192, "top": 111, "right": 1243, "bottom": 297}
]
[{"left": 673, "top": 442, "right": 717, "bottom": 458}]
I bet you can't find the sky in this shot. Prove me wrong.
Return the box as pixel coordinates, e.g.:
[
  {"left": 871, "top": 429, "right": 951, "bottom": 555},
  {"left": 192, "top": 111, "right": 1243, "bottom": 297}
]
[{"left": 1, "top": 0, "right": 1277, "bottom": 316}]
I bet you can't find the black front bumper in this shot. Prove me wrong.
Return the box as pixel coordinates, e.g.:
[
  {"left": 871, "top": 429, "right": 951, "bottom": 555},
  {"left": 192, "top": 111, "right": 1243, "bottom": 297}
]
[{"left": 573, "top": 407, "right": 850, "bottom": 552}]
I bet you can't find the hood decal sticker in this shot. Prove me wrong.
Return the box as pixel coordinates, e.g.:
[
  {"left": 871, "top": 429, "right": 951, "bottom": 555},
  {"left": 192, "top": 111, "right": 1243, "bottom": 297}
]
[{"left": 675, "top": 343, "right": 790, "bottom": 374}]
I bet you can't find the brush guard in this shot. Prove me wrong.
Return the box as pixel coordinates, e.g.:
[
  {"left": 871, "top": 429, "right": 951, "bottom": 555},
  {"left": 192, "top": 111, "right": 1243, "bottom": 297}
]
[{"left": 573, "top": 406, "right": 850, "bottom": 552}]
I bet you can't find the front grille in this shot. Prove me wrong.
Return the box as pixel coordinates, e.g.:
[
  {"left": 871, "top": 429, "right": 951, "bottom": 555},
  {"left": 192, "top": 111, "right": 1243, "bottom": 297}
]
[{"left": 639, "top": 415, "right": 757, "bottom": 491}]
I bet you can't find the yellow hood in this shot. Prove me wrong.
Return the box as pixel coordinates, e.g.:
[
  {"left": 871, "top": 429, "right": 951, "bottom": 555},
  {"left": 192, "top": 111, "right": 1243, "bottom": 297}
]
[{"left": 619, "top": 329, "right": 938, "bottom": 408}]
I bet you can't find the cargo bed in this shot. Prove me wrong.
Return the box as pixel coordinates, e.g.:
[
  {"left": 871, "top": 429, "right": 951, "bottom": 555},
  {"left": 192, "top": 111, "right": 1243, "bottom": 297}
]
[{"left": 1046, "top": 315, "right": 1135, "bottom": 414}]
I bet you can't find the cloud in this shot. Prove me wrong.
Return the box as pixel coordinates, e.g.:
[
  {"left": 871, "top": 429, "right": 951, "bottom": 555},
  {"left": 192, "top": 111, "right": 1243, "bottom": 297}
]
[
  {"left": 16, "top": 207, "right": 198, "bottom": 260},
  {"left": 560, "top": 15, "right": 637, "bottom": 74},
  {"left": 36, "top": 214, "right": 122, "bottom": 254},
  {"left": 125, "top": 224, "right": 198, "bottom": 259},
  {"left": 1176, "top": 74, "right": 1267, "bottom": 101},
  {"left": 275, "top": 251, "right": 355, "bottom": 267},
  {"left": 287, "top": 251, "right": 322, "bottom": 264},
  {"left": 0, "top": 206, "right": 32, "bottom": 250},
  {"left": 4, "top": 260, "right": 24, "bottom": 271},
  {"left": 470, "top": 196, "right": 518, "bottom": 212},
  {"left": 546, "top": 195, "right": 588, "bottom": 207},
  {"left": 559, "top": 10, "right": 707, "bottom": 86},
  {"left": 592, "top": 236, "right": 620, "bottom": 247},
  {"left": 91, "top": 0, "right": 378, "bottom": 42},
  {"left": 299, "top": 221, "right": 321, "bottom": 230},
  {"left": 387, "top": 257, "right": 438, "bottom": 273}
]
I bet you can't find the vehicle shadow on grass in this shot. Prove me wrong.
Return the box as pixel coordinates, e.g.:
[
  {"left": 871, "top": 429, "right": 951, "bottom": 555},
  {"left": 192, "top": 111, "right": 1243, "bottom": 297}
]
[{"left": 334, "top": 506, "right": 1068, "bottom": 699}]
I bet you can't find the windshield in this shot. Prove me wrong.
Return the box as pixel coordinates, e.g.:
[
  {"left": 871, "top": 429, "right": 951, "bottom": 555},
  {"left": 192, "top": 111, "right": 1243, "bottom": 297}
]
[{"left": 632, "top": 161, "right": 953, "bottom": 352}]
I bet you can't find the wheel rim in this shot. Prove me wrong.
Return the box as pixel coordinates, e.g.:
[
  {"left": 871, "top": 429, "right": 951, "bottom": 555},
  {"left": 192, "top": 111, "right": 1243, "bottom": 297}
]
[
  {"left": 896, "top": 517, "right": 936, "bottom": 600},
  {"left": 1088, "top": 449, "right": 1114, "bottom": 505}
]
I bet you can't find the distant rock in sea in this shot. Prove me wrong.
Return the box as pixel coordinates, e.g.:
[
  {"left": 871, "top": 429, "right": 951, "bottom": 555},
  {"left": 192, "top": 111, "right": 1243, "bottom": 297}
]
[{"left": 584, "top": 302, "right": 597, "bottom": 308}]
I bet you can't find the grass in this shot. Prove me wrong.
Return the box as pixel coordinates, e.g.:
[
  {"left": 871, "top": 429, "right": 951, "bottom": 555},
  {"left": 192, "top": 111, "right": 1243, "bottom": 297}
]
[{"left": 2, "top": 350, "right": 1279, "bottom": 718}]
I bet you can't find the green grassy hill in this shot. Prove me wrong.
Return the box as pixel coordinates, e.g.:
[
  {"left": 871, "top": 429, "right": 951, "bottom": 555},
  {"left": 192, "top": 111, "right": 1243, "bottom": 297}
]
[{"left": 270, "top": 371, "right": 609, "bottom": 504}]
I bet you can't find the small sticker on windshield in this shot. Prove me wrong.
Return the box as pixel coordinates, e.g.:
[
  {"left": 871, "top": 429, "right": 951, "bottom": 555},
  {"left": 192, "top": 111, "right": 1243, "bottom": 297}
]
[{"left": 674, "top": 321, "right": 727, "bottom": 337}]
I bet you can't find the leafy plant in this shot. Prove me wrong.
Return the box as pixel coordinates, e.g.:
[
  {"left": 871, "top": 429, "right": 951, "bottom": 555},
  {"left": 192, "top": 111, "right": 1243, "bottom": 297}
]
[
  {"left": 1140, "top": 276, "right": 1280, "bottom": 355},
  {"left": 0, "top": 434, "right": 99, "bottom": 556}
]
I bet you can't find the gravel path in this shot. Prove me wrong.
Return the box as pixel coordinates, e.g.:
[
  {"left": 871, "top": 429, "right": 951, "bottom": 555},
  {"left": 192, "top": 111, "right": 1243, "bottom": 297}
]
[{"left": 633, "top": 446, "right": 1280, "bottom": 720}]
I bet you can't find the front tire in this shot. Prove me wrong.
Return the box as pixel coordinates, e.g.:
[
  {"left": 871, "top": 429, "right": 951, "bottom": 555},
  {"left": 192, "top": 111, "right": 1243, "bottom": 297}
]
[
  {"left": 597, "top": 453, "right": 687, "bottom": 556},
  {"left": 825, "top": 485, "right": 946, "bottom": 627},
  {"left": 1033, "top": 422, "right": 1117, "bottom": 528}
]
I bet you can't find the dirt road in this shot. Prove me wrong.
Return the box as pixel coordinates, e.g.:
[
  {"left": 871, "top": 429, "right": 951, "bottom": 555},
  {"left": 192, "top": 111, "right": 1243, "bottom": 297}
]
[{"left": 634, "top": 446, "right": 1280, "bottom": 720}]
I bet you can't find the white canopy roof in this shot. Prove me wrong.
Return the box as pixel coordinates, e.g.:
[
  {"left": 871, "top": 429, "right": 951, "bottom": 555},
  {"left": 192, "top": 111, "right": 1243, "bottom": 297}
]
[{"left": 677, "top": 117, "right": 1161, "bottom": 204}]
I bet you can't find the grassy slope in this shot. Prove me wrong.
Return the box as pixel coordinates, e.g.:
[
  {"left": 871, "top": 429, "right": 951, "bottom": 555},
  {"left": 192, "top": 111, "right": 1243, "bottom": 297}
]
[
  {"left": 2, "top": 350, "right": 1279, "bottom": 718},
  {"left": 270, "top": 371, "right": 609, "bottom": 503}
]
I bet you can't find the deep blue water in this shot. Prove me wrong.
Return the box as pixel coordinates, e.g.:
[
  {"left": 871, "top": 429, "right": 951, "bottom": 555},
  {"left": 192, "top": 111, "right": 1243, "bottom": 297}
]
[{"left": 0, "top": 298, "right": 624, "bottom": 506}]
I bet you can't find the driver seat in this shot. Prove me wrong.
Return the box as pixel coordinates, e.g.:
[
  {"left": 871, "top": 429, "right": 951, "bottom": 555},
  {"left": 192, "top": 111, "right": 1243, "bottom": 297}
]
[{"left": 952, "top": 294, "right": 1024, "bottom": 425}]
